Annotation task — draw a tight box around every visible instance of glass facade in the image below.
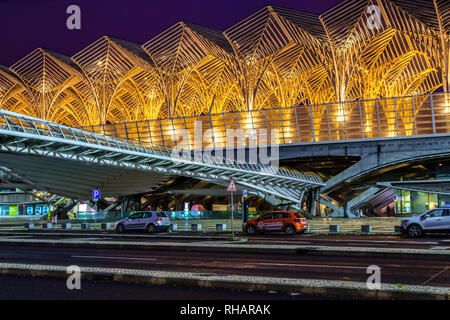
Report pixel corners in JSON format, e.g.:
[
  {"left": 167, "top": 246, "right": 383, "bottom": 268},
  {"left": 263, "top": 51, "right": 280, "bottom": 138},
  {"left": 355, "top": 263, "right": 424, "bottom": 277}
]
[
  {"left": 394, "top": 189, "right": 450, "bottom": 215},
  {"left": 0, "top": 203, "right": 48, "bottom": 216}
]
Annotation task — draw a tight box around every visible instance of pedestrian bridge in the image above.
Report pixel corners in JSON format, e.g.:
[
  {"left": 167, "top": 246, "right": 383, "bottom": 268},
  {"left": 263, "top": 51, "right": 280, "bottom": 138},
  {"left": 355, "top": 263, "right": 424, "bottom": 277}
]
[
  {"left": 81, "top": 92, "right": 450, "bottom": 150},
  {"left": 0, "top": 109, "right": 323, "bottom": 204}
]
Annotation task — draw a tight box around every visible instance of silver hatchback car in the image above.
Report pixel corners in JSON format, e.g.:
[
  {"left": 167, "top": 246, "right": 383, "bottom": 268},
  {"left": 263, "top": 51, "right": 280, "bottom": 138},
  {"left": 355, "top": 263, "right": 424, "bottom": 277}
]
[
  {"left": 401, "top": 208, "right": 450, "bottom": 238},
  {"left": 114, "top": 211, "right": 171, "bottom": 233}
]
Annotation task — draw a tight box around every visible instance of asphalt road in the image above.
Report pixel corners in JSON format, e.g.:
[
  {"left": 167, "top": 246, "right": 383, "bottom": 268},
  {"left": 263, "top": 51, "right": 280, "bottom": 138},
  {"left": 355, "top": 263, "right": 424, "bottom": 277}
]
[
  {"left": 0, "top": 244, "right": 449, "bottom": 287},
  {"left": 1, "top": 231, "right": 449, "bottom": 250}
]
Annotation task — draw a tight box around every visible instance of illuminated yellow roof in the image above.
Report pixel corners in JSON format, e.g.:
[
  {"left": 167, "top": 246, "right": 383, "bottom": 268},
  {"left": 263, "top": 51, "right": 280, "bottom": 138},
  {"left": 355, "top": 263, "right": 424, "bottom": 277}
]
[{"left": 0, "top": 1, "right": 448, "bottom": 127}]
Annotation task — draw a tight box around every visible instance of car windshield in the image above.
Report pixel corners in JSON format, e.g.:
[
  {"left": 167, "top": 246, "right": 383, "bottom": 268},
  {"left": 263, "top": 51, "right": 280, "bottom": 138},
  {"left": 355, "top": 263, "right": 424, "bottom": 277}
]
[{"left": 294, "top": 213, "right": 304, "bottom": 219}]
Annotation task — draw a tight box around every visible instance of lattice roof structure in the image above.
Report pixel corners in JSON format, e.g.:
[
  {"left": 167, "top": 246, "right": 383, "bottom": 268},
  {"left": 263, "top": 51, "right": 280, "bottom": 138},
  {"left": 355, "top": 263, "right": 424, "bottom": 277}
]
[{"left": 0, "top": 0, "right": 447, "bottom": 127}]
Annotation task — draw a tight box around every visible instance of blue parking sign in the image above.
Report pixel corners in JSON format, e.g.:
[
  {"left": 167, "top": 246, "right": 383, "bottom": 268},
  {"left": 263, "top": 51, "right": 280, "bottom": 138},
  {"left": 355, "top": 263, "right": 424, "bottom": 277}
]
[{"left": 92, "top": 190, "right": 101, "bottom": 199}]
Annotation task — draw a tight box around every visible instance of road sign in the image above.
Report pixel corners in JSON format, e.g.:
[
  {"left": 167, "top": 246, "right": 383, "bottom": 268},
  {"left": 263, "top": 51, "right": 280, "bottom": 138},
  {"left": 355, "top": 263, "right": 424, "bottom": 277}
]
[
  {"left": 92, "top": 189, "right": 101, "bottom": 200},
  {"left": 243, "top": 189, "right": 248, "bottom": 197},
  {"left": 227, "top": 179, "right": 237, "bottom": 192}
]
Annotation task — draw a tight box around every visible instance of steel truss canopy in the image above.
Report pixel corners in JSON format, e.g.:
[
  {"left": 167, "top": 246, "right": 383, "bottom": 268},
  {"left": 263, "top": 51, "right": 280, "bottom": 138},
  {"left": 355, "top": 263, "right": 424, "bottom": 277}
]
[
  {"left": 0, "top": 109, "right": 323, "bottom": 201},
  {"left": 0, "top": 0, "right": 447, "bottom": 128}
]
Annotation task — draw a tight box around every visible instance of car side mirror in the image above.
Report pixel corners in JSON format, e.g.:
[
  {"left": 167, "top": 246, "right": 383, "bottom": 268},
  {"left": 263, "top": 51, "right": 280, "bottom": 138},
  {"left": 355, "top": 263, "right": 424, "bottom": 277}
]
[{"left": 420, "top": 214, "right": 429, "bottom": 221}]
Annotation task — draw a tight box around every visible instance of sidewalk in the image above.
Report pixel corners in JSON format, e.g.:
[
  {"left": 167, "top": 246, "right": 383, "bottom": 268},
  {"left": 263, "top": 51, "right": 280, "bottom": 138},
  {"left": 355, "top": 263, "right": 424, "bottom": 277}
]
[
  {"left": 0, "top": 262, "right": 448, "bottom": 300},
  {"left": 0, "top": 217, "right": 404, "bottom": 234}
]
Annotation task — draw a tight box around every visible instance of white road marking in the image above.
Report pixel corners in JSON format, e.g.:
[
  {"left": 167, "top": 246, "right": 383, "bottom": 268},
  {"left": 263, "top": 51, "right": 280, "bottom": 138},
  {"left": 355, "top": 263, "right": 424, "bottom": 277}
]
[
  {"left": 63, "top": 238, "right": 106, "bottom": 242},
  {"left": 309, "top": 239, "right": 439, "bottom": 245},
  {"left": 0, "top": 236, "right": 34, "bottom": 239},
  {"left": 250, "top": 240, "right": 311, "bottom": 244},
  {"left": 255, "top": 262, "right": 368, "bottom": 270},
  {"left": 71, "top": 255, "right": 157, "bottom": 261},
  {"left": 429, "top": 246, "right": 450, "bottom": 250}
]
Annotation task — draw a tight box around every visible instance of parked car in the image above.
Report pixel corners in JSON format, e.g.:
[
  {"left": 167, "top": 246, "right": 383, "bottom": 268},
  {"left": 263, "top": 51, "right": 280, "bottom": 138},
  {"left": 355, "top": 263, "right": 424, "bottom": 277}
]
[
  {"left": 401, "top": 208, "right": 450, "bottom": 238},
  {"left": 242, "top": 211, "right": 308, "bottom": 235},
  {"left": 114, "top": 211, "right": 171, "bottom": 233}
]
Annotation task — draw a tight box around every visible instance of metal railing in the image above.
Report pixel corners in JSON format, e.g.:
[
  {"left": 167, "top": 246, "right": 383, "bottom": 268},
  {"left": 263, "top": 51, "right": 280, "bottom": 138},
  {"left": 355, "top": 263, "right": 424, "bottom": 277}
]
[{"left": 81, "top": 92, "right": 450, "bottom": 148}]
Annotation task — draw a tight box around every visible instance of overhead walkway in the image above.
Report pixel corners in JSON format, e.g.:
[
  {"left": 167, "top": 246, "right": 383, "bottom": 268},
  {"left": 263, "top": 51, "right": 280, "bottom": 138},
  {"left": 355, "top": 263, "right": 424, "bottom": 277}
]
[{"left": 0, "top": 109, "right": 323, "bottom": 203}]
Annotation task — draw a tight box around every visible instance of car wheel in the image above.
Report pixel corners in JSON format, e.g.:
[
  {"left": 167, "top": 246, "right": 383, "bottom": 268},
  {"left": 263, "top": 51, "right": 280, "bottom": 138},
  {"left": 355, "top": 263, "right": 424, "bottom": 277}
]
[
  {"left": 285, "top": 225, "right": 295, "bottom": 235},
  {"left": 407, "top": 224, "right": 423, "bottom": 238},
  {"left": 147, "top": 224, "right": 156, "bottom": 233},
  {"left": 246, "top": 225, "right": 256, "bottom": 235},
  {"left": 116, "top": 224, "right": 125, "bottom": 233}
]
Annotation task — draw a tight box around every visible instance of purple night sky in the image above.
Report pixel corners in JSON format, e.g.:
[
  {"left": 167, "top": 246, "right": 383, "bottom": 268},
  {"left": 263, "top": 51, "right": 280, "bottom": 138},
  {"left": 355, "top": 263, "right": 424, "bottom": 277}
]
[{"left": 0, "top": 0, "right": 341, "bottom": 67}]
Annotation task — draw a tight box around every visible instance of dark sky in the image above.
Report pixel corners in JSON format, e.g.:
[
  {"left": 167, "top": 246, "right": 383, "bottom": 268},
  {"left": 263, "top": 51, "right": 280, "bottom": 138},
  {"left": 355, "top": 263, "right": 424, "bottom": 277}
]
[{"left": 0, "top": 0, "right": 341, "bottom": 66}]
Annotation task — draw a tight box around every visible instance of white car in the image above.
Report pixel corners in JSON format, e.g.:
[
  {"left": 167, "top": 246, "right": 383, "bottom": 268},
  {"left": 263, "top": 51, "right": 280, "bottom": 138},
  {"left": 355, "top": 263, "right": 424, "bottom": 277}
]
[{"left": 401, "top": 208, "right": 450, "bottom": 238}]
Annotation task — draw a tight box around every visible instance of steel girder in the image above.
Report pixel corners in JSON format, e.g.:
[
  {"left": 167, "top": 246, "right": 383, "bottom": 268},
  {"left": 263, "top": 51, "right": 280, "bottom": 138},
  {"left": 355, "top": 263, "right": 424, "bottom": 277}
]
[{"left": 0, "top": 109, "right": 323, "bottom": 202}]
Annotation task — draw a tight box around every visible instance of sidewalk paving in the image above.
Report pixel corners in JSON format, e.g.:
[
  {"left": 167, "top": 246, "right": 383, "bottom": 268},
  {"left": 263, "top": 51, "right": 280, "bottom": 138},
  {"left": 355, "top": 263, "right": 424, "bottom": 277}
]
[
  {"left": 0, "top": 262, "right": 447, "bottom": 300},
  {"left": 0, "top": 217, "right": 404, "bottom": 234}
]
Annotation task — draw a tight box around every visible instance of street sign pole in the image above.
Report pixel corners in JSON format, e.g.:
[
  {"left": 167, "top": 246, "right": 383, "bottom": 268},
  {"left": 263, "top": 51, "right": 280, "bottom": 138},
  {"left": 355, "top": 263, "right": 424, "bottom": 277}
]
[
  {"left": 92, "top": 190, "right": 100, "bottom": 230},
  {"left": 242, "top": 189, "right": 247, "bottom": 225},
  {"left": 94, "top": 199, "right": 98, "bottom": 230},
  {"left": 227, "top": 179, "right": 237, "bottom": 240},
  {"left": 231, "top": 190, "right": 234, "bottom": 239}
]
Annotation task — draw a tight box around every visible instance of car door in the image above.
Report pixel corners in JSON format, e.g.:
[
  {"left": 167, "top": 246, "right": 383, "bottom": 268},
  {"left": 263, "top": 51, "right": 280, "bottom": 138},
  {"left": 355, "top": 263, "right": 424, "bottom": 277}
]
[
  {"left": 262, "top": 212, "right": 284, "bottom": 231},
  {"left": 422, "top": 209, "right": 444, "bottom": 230},
  {"left": 140, "top": 212, "right": 154, "bottom": 229},
  {"left": 256, "top": 213, "right": 273, "bottom": 232},
  {"left": 126, "top": 212, "right": 144, "bottom": 229},
  {"left": 440, "top": 209, "right": 450, "bottom": 231},
  {"left": 269, "top": 212, "right": 287, "bottom": 231}
]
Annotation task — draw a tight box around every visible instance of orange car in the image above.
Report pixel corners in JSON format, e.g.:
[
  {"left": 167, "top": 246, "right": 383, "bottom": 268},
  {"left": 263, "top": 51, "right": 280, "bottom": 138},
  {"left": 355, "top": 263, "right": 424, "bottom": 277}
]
[{"left": 242, "top": 211, "right": 308, "bottom": 235}]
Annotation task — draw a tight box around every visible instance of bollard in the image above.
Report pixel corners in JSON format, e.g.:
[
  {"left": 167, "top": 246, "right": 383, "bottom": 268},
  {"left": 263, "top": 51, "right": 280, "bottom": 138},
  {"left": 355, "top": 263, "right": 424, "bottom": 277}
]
[
  {"left": 170, "top": 223, "right": 178, "bottom": 231},
  {"left": 329, "top": 225, "right": 340, "bottom": 232},
  {"left": 101, "top": 223, "right": 111, "bottom": 230},
  {"left": 216, "top": 224, "right": 227, "bottom": 231},
  {"left": 394, "top": 226, "right": 402, "bottom": 233},
  {"left": 361, "top": 225, "right": 372, "bottom": 233},
  {"left": 24, "top": 223, "right": 34, "bottom": 229},
  {"left": 81, "top": 223, "right": 90, "bottom": 230},
  {"left": 191, "top": 224, "right": 202, "bottom": 231},
  {"left": 61, "top": 223, "right": 71, "bottom": 230},
  {"left": 42, "top": 223, "right": 52, "bottom": 229}
]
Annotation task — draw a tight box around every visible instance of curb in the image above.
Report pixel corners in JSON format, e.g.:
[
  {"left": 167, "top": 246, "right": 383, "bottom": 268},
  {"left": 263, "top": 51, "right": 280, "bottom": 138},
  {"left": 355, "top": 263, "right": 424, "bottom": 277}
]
[
  {"left": 0, "top": 229, "right": 403, "bottom": 239},
  {"left": 0, "top": 238, "right": 449, "bottom": 259},
  {"left": 0, "top": 262, "right": 448, "bottom": 300},
  {"left": 0, "top": 230, "right": 228, "bottom": 241}
]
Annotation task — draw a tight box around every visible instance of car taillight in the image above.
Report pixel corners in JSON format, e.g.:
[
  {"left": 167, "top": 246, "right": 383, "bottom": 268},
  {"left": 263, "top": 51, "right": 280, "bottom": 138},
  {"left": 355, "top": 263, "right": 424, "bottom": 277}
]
[{"left": 156, "top": 217, "right": 163, "bottom": 221}]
